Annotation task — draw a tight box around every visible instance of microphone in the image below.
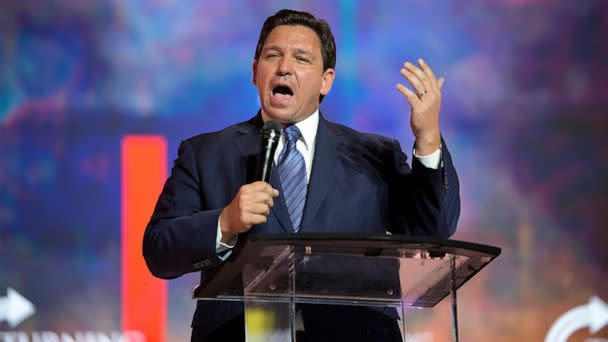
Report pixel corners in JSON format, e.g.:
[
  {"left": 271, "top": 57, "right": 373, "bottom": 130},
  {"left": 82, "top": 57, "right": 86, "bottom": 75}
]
[{"left": 257, "top": 120, "right": 281, "bottom": 182}]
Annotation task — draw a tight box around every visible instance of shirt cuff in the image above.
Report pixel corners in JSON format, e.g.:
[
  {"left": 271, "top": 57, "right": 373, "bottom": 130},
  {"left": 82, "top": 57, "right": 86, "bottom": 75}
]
[
  {"left": 216, "top": 217, "right": 237, "bottom": 260},
  {"left": 413, "top": 147, "right": 442, "bottom": 169}
]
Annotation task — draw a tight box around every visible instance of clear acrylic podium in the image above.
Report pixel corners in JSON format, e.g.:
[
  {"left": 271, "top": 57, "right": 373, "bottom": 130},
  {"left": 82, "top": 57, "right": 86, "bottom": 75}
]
[{"left": 192, "top": 233, "right": 501, "bottom": 341}]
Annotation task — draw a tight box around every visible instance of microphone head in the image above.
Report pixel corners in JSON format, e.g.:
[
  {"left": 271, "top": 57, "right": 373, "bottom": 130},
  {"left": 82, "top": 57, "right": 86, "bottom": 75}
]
[
  {"left": 261, "top": 120, "right": 281, "bottom": 141},
  {"left": 258, "top": 120, "right": 281, "bottom": 182},
  {"left": 262, "top": 120, "right": 281, "bottom": 132}
]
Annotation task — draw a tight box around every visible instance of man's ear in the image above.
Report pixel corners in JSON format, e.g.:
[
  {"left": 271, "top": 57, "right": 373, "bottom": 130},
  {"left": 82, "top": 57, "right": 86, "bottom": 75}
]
[
  {"left": 320, "top": 68, "right": 335, "bottom": 95},
  {"left": 252, "top": 60, "right": 258, "bottom": 85}
]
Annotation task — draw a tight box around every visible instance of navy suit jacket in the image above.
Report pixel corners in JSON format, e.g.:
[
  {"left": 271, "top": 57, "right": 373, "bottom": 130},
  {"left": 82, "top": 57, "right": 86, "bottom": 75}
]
[{"left": 143, "top": 113, "right": 460, "bottom": 337}]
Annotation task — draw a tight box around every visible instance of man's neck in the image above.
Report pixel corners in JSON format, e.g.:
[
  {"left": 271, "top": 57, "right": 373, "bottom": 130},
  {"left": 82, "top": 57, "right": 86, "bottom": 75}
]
[{"left": 260, "top": 108, "right": 319, "bottom": 127}]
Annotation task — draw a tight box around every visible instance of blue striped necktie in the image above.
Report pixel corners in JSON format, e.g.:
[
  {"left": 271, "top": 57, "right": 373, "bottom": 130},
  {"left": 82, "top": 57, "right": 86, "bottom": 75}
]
[{"left": 278, "top": 125, "right": 307, "bottom": 232}]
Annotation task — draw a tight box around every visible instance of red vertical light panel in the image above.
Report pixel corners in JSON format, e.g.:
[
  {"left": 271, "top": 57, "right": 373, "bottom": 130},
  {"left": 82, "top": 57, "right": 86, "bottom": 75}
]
[{"left": 121, "top": 135, "right": 168, "bottom": 341}]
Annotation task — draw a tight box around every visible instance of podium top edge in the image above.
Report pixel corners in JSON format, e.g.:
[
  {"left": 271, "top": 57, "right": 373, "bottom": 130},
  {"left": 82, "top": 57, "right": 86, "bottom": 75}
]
[{"left": 248, "top": 233, "right": 502, "bottom": 257}]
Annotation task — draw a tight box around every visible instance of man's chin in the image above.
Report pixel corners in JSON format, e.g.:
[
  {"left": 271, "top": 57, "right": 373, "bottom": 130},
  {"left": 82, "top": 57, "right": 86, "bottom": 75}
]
[{"left": 261, "top": 107, "right": 297, "bottom": 123}]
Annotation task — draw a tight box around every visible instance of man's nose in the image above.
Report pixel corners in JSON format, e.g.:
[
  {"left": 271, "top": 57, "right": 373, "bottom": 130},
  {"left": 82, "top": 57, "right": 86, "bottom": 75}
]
[{"left": 276, "top": 57, "right": 293, "bottom": 76}]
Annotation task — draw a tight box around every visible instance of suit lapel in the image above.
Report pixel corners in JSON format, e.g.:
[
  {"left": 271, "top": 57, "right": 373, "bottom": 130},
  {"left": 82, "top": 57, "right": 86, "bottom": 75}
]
[
  {"left": 234, "top": 116, "right": 261, "bottom": 183},
  {"left": 300, "top": 115, "right": 343, "bottom": 232},
  {"left": 234, "top": 114, "right": 292, "bottom": 233}
]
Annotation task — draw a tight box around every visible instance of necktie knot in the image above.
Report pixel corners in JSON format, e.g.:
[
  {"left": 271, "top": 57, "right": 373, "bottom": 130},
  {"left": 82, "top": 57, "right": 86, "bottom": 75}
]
[{"left": 283, "top": 125, "right": 301, "bottom": 145}]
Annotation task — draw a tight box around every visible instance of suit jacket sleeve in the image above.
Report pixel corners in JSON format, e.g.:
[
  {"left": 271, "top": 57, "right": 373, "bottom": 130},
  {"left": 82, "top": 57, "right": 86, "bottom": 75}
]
[
  {"left": 390, "top": 137, "right": 460, "bottom": 239},
  {"left": 143, "top": 139, "right": 223, "bottom": 279}
]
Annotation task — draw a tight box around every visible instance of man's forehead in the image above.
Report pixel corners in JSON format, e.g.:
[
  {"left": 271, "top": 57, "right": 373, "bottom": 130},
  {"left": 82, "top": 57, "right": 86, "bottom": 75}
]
[{"left": 263, "top": 25, "right": 321, "bottom": 51}]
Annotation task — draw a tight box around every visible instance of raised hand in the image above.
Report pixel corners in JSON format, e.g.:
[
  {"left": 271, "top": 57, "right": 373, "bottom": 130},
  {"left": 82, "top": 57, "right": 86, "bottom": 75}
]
[{"left": 396, "top": 58, "right": 444, "bottom": 155}]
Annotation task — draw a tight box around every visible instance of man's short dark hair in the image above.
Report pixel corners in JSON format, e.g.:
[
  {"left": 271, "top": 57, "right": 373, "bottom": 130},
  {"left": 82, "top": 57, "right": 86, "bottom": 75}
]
[{"left": 254, "top": 9, "right": 337, "bottom": 72}]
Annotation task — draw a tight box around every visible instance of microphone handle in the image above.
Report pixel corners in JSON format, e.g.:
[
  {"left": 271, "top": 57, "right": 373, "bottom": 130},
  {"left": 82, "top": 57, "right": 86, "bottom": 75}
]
[{"left": 259, "top": 138, "right": 278, "bottom": 182}]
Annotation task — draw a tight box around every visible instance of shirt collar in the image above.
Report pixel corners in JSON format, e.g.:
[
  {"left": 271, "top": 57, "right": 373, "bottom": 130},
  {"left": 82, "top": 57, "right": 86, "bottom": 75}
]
[{"left": 291, "top": 109, "right": 319, "bottom": 151}]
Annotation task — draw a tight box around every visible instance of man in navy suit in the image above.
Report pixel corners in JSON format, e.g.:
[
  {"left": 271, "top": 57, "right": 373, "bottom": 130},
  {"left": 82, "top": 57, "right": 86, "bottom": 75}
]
[{"left": 144, "top": 9, "right": 459, "bottom": 342}]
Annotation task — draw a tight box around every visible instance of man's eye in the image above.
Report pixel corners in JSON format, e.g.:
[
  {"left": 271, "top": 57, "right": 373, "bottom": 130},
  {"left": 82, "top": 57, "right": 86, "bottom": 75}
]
[
  {"left": 267, "top": 54, "right": 280, "bottom": 59},
  {"left": 296, "top": 56, "right": 309, "bottom": 62}
]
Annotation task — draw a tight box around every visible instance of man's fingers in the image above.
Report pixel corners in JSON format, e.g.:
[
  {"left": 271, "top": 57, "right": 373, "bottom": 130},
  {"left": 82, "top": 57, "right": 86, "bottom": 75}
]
[
  {"left": 418, "top": 58, "right": 438, "bottom": 92},
  {"left": 418, "top": 59, "right": 436, "bottom": 79},
  {"left": 404, "top": 61, "right": 432, "bottom": 94},
  {"left": 402, "top": 63, "right": 426, "bottom": 91},
  {"left": 260, "top": 182, "right": 279, "bottom": 197},
  {"left": 396, "top": 83, "right": 422, "bottom": 107},
  {"left": 266, "top": 195, "right": 275, "bottom": 208},
  {"left": 247, "top": 181, "right": 272, "bottom": 191},
  {"left": 243, "top": 181, "right": 279, "bottom": 197},
  {"left": 247, "top": 213, "right": 268, "bottom": 225},
  {"left": 400, "top": 68, "right": 426, "bottom": 97},
  {"left": 249, "top": 202, "right": 272, "bottom": 216},
  {"left": 245, "top": 191, "right": 275, "bottom": 207},
  {"left": 235, "top": 212, "right": 267, "bottom": 230}
]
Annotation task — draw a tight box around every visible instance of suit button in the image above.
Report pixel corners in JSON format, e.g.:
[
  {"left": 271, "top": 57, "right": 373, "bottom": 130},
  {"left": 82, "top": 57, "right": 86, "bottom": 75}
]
[{"left": 193, "top": 259, "right": 211, "bottom": 269}]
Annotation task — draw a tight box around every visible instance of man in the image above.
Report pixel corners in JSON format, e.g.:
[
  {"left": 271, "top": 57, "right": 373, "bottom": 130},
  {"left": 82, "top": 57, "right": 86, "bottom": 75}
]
[{"left": 143, "top": 9, "right": 460, "bottom": 342}]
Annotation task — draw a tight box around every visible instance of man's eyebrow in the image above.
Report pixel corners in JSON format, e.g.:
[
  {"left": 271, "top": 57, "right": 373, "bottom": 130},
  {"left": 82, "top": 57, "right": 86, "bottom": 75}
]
[
  {"left": 293, "top": 48, "right": 315, "bottom": 57},
  {"left": 262, "top": 46, "right": 315, "bottom": 57},
  {"left": 262, "top": 45, "right": 281, "bottom": 53}
]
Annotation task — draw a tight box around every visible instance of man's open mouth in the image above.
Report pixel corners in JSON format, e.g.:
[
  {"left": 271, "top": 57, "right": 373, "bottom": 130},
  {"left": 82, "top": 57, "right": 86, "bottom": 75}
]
[{"left": 272, "top": 85, "right": 294, "bottom": 97}]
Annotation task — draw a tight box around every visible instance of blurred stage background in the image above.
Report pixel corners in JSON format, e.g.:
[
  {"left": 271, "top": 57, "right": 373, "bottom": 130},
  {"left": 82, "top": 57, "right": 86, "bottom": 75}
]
[{"left": 1, "top": 0, "right": 607, "bottom": 341}]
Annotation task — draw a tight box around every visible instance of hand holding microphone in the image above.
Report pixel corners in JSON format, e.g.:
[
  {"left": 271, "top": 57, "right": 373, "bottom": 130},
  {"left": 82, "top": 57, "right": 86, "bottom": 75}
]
[{"left": 219, "top": 121, "right": 281, "bottom": 242}]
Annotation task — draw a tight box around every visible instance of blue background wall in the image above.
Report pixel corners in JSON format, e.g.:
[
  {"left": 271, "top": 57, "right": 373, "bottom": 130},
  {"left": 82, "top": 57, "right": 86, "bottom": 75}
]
[{"left": 1, "top": 1, "right": 607, "bottom": 341}]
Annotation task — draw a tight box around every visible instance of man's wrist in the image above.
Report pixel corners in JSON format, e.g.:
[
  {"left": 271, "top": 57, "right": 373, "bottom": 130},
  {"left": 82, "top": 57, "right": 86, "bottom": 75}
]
[
  {"left": 217, "top": 213, "right": 238, "bottom": 249},
  {"left": 220, "top": 230, "right": 237, "bottom": 244},
  {"left": 219, "top": 211, "right": 237, "bottom": 243},
  {"left": 414, "top": 132, "right": 441, "bottom": 156}
]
